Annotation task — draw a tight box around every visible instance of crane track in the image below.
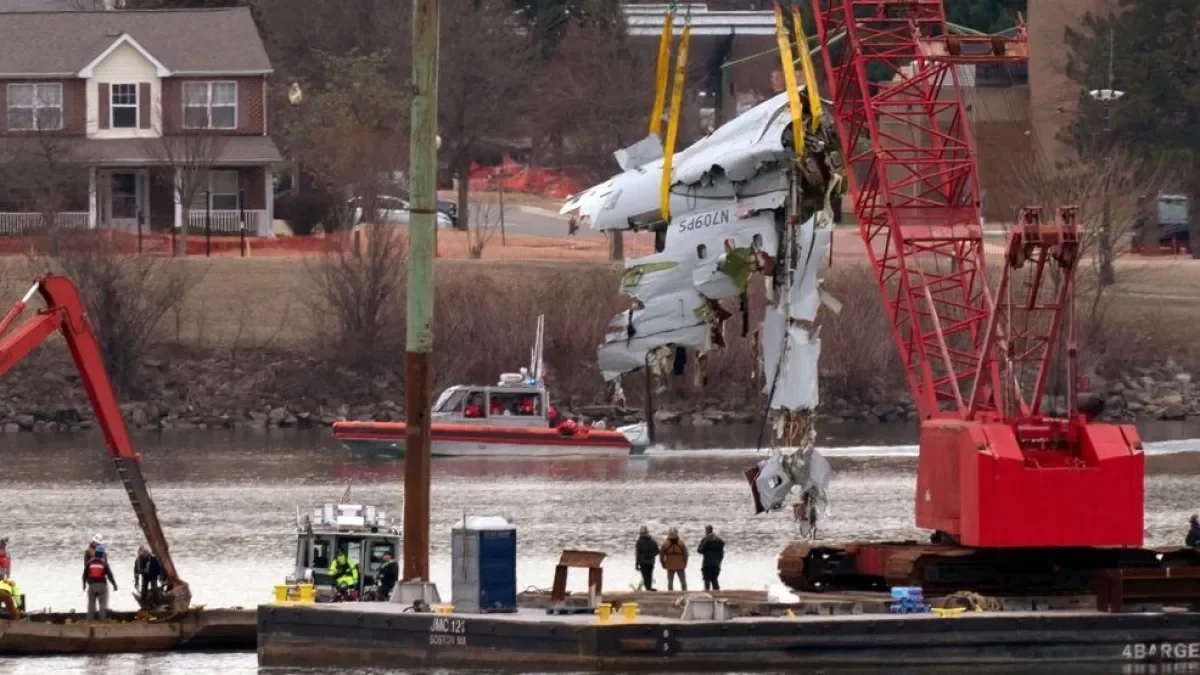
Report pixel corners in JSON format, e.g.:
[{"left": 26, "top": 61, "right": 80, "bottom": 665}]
[{"left": 778, "top": 540, "right": 1200, "bottom": 596}]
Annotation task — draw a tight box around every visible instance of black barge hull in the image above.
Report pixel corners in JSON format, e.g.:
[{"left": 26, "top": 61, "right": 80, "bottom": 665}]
[{"left": 257, "top": 603, "right": 1200, "bottom": 671}]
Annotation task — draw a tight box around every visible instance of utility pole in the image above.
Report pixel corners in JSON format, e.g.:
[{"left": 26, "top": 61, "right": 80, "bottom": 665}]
[{"left": 403, "top": 0, "right": 439, "bottom": 589}]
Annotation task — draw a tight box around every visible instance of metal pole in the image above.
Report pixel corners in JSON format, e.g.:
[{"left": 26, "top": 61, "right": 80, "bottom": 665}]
[
  {"left": 205, "top": 190, "right": 211, "bottom": 258},
  {"left": 498, "top": 178, "right": 506, "bottom": 246},
  {"left": 1098, "top": 26, "right": 1115, "bottom": 287},
  {"left": 239, "top": 189, "right": 247, "bottom": 258},
  {"left": 404, "top": 0, "right": 439, "bottom": 584}
]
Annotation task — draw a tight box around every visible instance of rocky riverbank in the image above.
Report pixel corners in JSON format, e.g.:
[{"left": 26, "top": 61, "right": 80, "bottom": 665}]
[{"left": 0, "top": 352, "right": 1195, "bottom": 433}]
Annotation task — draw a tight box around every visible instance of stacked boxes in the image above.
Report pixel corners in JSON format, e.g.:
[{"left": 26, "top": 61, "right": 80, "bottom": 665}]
[{"left": 889, "top": 586, "right": 931, "bottom": 614}]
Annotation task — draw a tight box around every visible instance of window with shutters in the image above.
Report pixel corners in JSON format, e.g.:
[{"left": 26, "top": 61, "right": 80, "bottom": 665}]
[
  {"left": 183, "top": 81, "right": 237, "bottom": 130},
  {"left": 110, "top": 83, "right": 138, "bottom": 128},
  {"left": 6, "top": 83, "right": 63, "bottom": 131}
]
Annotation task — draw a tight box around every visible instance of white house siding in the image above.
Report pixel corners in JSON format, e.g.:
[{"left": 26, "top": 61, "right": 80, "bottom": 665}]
[{"left": 86, "top": 42, "right": 161, "bottom": 138}]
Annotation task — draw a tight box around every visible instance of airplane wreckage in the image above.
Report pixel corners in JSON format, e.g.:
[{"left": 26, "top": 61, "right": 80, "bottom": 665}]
[{"left": 560, "top": 85, "right": 848, "bottom": 534}]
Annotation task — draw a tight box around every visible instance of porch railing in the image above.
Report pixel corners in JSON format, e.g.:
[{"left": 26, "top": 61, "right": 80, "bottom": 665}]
[
  {"left": 0, "top": 212, "right": 90, "bottom": 235},
  {"left": 186, "top": 209, "right": 269, "bottom": 236}
]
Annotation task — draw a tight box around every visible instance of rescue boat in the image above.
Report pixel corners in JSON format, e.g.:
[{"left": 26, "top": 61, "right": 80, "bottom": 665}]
[{"left": 332, "top": 316, "right": 649, "bottom": 458}]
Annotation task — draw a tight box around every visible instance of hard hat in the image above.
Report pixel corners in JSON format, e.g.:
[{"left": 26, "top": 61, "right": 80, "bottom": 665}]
[
  {"left": 94, "top": 544, "right": 106, "bottom": 555},
  {"left": 91, "top": 534, "right": 104, "bottom": 545}
]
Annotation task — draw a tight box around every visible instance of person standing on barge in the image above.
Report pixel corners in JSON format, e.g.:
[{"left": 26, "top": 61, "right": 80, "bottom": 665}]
[{"left": 83, "top": 547, "right": 118, "bottom": 620}]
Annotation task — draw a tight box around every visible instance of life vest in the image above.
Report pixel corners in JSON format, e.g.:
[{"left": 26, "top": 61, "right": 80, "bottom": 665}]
[
  {"left": 0, "top": 579, "right": 17, "bottom": 598},
  {"left": 86, "top": 560, "right": 107, "bottom": 582}
]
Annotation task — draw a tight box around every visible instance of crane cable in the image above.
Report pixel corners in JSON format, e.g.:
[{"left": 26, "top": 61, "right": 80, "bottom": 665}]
[
  {"left": 659, "top": 2, "right": 691, "bottom": 224},
  {"left": 648, "top": 2, "right": 676, "bottom": 138},
  {"left": 791, "top": 6, "right": 823, "bottom": 132},
  {"left": 774, "top": 3, "right": 805, "bottom": 165}
]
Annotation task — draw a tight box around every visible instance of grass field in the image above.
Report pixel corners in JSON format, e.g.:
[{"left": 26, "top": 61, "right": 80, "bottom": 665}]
[{"left": 1, "top": 251, "right": 1196, "bottom": 406}]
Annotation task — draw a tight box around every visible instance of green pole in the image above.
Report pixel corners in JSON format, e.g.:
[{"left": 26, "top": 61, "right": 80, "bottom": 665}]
[{"left": 404, "top": 0, "right": 439, "bottom": 584}]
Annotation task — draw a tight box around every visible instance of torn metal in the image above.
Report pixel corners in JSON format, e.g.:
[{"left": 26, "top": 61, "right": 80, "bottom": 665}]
[{"left": 562, "top": 91, "right": 847, "bottom": 536}]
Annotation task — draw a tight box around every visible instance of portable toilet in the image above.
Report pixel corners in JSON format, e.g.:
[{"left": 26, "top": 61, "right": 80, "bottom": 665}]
[{"left": 451, "top": 516, "right": 517, "bottom": 613}]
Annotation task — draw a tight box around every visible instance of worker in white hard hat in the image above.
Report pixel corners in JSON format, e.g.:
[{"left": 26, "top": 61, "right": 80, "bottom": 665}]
[{"left": 85, "top": 534, "right": 104, "bottom": 563}]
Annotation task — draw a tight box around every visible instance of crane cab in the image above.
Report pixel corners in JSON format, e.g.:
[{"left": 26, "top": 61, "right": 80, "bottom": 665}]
[{"left": 289, "top": 501, "right": 401, "bottom": 602}]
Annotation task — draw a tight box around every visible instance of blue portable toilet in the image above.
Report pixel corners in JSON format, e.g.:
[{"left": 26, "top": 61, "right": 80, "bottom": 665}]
[{"left": 451, "top": 516, "right": 517, "bottom": 613}]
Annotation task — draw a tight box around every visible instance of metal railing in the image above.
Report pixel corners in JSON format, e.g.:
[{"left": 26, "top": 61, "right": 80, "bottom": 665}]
[
  {"left": 0, "top": 212, "right": 89, "bottom": 235},
  {"left": 186, "top": 209, "right": 268, "bottom": 235}
]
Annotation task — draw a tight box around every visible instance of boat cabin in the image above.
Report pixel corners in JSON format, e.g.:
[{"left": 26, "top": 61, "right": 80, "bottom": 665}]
[
  {"left": 289, "top": 502, "right": 401, "bottom": 601},
  {"left": 432, "top": 370, "right": 554, "bottom": 427}
]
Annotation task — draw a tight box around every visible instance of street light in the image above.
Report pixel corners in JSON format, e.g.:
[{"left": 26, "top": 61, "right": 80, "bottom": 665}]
[
  {"left": 288, "top": 82, "right": 303, "bottom": 195},
  {"left": 1090, "top": 26, "right": 1123, "bottom": 287}
]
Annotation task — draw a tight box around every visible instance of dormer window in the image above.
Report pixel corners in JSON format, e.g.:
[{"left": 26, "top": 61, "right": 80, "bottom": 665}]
[
  {"left": 110, "top": 83, "right": 138, "bottom": 128},
  {"left": 7, "top": 83, "right": 62, "bottom": 131},
  {"left": 183, "top": 81, "right": 237, "bottom": 130}
]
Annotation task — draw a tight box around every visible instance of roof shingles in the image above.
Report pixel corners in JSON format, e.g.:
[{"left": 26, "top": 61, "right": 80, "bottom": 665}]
[{"left": 0, "top": 8, "right": 271, "bottom": 76}]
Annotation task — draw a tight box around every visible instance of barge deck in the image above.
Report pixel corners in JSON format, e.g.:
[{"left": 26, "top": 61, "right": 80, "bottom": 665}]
[{"left": 257, "top": 602, "right": 1200, "bottom": 671}]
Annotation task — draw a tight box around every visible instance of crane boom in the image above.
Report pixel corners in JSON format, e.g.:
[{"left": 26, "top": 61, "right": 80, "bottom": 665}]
[
  {"left": 801, "top": 0, "right": 1143, "bottom": 553},
  {"left": 0, "top": 275, "right": 190, "bottom": 611}
]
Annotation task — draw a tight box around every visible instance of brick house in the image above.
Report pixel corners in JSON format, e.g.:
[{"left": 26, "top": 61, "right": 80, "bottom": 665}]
[{"left": 0, "top": 6, "right": 281, "bottom": 236}]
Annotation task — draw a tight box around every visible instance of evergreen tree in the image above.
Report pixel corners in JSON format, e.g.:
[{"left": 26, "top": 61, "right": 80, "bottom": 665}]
[{"left": 1064, "top": 0, "right": 1200, "bottom": 206}]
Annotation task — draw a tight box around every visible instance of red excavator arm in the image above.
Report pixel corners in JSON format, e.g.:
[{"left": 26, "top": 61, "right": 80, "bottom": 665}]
[{"left": 0, "top": 275, "right": 190, "bottom": 610}]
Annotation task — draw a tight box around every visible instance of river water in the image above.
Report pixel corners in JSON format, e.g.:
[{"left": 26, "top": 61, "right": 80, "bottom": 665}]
[{"left": 3, "top": 421, "right": 1200, "bottom": 674}]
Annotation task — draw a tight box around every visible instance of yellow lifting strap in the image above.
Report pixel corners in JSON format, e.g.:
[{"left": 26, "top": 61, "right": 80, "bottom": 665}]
[
  {"left": 648, "top": 8, "right": 676, "bottom": 137},
  {"left": 791, "top": 6, "right": 823, "bottom": 131},
  {"left": 659, "top": 12, "right": 691, "bottom": 223},
  {"left": 774, "top": 4, "right": 805, "bottom": 164}
]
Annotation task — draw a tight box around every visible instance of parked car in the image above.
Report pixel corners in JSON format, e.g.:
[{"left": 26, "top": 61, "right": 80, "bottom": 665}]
[{"left": 350, "top": 195, "right": 454, "bottom": 229}]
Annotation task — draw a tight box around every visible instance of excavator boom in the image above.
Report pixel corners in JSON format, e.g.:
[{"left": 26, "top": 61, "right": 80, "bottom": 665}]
[{"left": 0, "top": 275, "right": 189, "bottom": 610}]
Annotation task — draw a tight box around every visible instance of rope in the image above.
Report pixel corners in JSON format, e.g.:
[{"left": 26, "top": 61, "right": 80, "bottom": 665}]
[{"left": 941, "top": 590, "right": 1002, "bottom": 612}]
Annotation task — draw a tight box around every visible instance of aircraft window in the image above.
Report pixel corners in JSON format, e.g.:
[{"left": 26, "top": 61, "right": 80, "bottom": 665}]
[
  {"left": 697, "top": 244, "right": 707, "bottom": 259},
  {"left": 752, "top": 233, "right": 763, "bottom": 248}
]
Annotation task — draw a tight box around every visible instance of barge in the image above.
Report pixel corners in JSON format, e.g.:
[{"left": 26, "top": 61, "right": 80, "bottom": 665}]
[
  {"left": 257, "top": 601, "right": 1200, "bottom": 671},
  {"left": 1, "top": 608, "right": 255, "bottom": 655}
]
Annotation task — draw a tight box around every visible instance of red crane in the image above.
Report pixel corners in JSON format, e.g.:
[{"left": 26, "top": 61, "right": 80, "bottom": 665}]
[
  {"left": 0, "top": 276, "right": 190, "bottom": 610},
  {"left": 778, "top": 1, "right": 1196, "bottom": 593}
]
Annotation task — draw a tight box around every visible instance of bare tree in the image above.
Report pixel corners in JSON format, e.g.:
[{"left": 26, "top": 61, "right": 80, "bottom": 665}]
[
  {"left": 440, "top": 0, "right": 537, "bottom": 231},
  {"left": 999, "top": 142, "right": 1180, "bottom": 315},
  {"left": 145, "top": 134, "right": 228, "bottom": 255},
  {"left": 28, "top": 232, "right": 204, "bottom": 396},
  {"left": 530, "top": 11, "right": 655, "bottom": 182},
  {"left": 281, "top": 51, "right": 408, "bottom": 232},
  {"left": 307, "top": 222, "right": 406, "bottom": 376},
  {"left": 467, "top": 193, "right": 504, "bottom": 259},
  {"left": 0, "top": 135, "right": 89, "bottom": 251}
]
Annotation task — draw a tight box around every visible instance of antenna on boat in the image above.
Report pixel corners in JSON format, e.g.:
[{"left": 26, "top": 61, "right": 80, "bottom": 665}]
[{"left": 529, "top": 315, "right": 546, "bottom": 387}]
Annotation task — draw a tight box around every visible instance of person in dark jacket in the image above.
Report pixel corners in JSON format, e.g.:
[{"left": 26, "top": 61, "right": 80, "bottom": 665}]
[
  {"left": 134, "top": 546, "right": 164, "bottom": 605},
  {"left": 697, "top": 525, "right": 725, "bottom": 591},
  {"left": 83, "top": 548, "right": 117, "bottom": 620},
  {"left": 634, "top": 526, "right": 659, "bottom": 591},
  {"left": 1188, "top": 515, "right": 1200, "bottom": 549},
  {"left": 377, "top": 552, "right": 399, "bottom": 600}
]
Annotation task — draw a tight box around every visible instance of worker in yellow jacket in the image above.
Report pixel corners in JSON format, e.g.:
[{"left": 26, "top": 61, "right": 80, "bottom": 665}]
[{"left": 0, "top": 576, "right": 23, "bottom": 620}]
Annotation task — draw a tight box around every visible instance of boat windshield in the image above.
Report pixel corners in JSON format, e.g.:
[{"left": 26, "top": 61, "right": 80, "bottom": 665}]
[{"left": 434, "top": 388, "right": 468, "bottom": 413}]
